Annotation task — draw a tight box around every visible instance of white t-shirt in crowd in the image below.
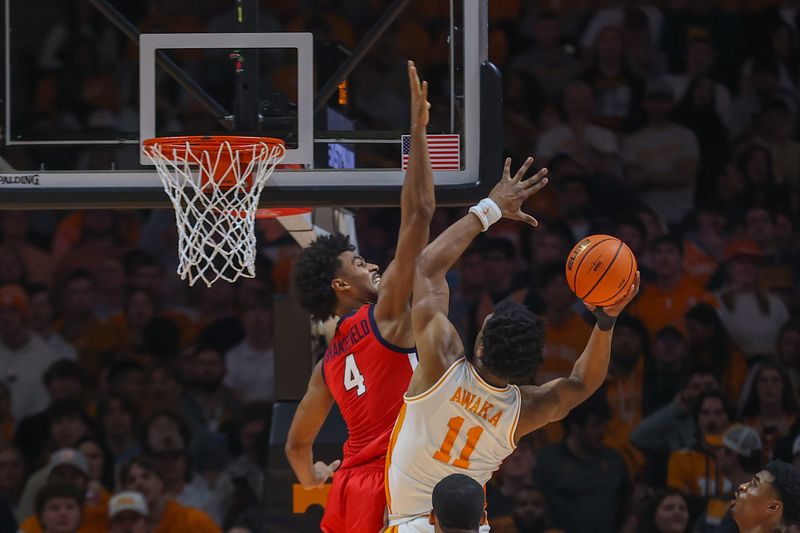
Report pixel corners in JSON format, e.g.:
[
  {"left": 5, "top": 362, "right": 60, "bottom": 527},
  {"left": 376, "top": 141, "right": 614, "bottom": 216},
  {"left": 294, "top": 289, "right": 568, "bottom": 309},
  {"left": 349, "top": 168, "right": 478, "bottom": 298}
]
[
  {"left": 223, "top": 340, "right": 275, "bottom": 403},
  {"left": 715, "top": 291, "right": 791, "bottom": 359},
  {"left": 0, "top": 333, "right": 61, "bottom": 420},
  {"left": 623, "top": 123, "right": 699, "bottom": 224}
]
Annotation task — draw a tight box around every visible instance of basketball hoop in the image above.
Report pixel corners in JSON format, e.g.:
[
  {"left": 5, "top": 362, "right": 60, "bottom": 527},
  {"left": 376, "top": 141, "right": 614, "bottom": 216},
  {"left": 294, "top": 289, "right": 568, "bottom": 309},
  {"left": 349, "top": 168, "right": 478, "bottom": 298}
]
[{"left": 142, "top": 135, "right": 288, "bottom": 287}]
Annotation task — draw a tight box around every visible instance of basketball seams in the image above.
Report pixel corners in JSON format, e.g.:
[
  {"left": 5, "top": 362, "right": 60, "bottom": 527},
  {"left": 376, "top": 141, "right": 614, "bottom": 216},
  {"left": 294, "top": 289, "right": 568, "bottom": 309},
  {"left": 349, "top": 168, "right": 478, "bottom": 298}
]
[
  {"left": 570, "top": 237, "right": 615, "bottom": 298},
  {"left": 592, "top": 244, "right": 637, "bottom": 307},
  {"left": 581, "top": 239, "right": 624, "bottom": 303}
]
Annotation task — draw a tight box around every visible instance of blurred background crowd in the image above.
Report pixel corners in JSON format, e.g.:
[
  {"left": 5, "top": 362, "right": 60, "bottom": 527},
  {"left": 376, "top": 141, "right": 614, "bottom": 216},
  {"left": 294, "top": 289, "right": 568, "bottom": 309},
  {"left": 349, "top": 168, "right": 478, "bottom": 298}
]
[{"left": 1, "top": 0, "right": 800, "bottom": 532}]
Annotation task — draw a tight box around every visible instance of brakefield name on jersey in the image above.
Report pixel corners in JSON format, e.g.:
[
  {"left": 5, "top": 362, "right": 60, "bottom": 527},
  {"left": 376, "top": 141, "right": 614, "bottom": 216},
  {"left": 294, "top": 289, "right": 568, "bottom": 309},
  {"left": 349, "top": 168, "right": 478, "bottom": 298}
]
[
  {"left": 450, "top": 386, "right": 504, "bottom": 427},
  {"left": 324, "top": 318, "right": 371, "bottom": 362}
]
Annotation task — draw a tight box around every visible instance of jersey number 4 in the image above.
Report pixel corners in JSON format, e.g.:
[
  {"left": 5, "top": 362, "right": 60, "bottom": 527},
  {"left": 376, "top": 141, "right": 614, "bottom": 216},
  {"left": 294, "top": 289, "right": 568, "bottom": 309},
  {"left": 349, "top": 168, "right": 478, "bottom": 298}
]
[
  {"left": 343, "top": 354, "right": 366, "bottom": 396},
  {"left": 433, "top": 416, "right": 484, "bottom": 469}
]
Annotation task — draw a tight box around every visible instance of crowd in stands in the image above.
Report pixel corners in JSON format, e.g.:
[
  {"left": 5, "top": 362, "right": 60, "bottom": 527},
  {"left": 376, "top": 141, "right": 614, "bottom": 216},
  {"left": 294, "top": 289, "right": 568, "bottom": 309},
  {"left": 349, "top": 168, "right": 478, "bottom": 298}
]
[{"left": 1, "top": 1, "right": 800, "bottom": 532}]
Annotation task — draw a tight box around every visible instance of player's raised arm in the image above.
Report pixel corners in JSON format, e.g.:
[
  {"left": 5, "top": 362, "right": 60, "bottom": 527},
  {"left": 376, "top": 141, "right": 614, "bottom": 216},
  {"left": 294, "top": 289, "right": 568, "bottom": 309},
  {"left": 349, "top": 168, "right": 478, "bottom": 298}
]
[
  {"left": 373, "top": 61, "right": 436, "bottom": 327},
  {"left": 515, "top": 274, "right": 641, "bottom": 437},
  {"left": 285, "top": 360, "right": 340, "bottom": 490},
  {"left": 407, "top": 158, "right": 548, "bottom": 395}
]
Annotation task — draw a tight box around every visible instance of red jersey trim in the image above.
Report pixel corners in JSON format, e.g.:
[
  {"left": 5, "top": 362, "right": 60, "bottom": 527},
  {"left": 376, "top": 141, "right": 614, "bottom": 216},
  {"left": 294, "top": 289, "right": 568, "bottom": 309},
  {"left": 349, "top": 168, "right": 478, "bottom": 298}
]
[{"left": 367, "top": 304, "right": 416, "bottom": 354}]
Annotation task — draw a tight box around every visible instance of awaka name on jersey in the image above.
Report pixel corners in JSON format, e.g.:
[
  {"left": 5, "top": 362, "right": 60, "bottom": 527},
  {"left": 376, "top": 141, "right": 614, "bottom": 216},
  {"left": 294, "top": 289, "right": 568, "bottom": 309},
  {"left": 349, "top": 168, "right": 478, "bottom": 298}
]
[
  {"left": 450, "top": 386, "right": 503, "bottom": 427},
  {"left": 324, "top": 318, "right": 371, "bottom": 361}
]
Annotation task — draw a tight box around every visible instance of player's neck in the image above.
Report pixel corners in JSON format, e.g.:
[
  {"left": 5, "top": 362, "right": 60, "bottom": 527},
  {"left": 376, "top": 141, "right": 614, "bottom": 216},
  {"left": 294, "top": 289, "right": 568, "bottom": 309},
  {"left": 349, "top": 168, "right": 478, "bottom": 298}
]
[{"left": 472, "top": 356, "right": 509, "bottom": 388}]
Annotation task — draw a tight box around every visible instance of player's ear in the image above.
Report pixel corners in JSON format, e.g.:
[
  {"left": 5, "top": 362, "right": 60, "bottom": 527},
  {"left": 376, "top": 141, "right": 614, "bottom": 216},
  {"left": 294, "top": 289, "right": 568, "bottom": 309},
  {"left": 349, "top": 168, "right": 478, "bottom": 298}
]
[
  {"left": 428, "top": 510, "right": 436, "bottom": 525},
  {"left": 331, "top": 277, "right": 350, "bottom": 292}
]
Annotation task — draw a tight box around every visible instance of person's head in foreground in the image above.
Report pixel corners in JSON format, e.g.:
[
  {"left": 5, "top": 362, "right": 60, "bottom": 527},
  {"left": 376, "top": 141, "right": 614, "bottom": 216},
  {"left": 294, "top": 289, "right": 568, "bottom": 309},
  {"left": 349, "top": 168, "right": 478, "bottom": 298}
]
[
  {"left": 732, "top": 460, "right": 800, "bottom": 532},
  {"left": 638, "top": 487, "right": 690, "bottom": 533},
  {"left": 108, "top": 490, "right": 149, "bottom": 533},
  {"left": 429, "top": 473, "right": 485, "bottom": 533},
  {"left": 474, "top": 299, "right": 545, "bottom": 385},
  {"left": 291, "top": 233, "right": 380, "bottom": 321},
  {"left": 35, "top": 482, "right": 85, "bottom": 533}
]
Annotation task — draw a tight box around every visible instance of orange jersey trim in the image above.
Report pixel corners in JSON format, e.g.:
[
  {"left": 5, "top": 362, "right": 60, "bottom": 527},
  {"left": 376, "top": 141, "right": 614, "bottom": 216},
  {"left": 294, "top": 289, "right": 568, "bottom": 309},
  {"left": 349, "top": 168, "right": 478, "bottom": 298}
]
[
  {"left": 384, "top": 402, "right": 408, "bottom": 513},
  {"left": 404, "top": 358, "right": 464, "bottom": 403}
]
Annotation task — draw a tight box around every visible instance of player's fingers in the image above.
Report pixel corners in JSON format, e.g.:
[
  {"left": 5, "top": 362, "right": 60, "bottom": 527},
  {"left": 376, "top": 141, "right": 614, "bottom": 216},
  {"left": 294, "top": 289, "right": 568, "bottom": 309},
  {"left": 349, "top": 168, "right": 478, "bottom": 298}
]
[
  {"left": 583, "top": 302, "right": 597, "bottom": 313},
  {"left": 522, "top": 176, "right": 548, "bottom": 199},
  {"left": 516, "top": 210, "right": 538, "bottom": 227},
  {"left": 421, "top": 80, "right": 428, "bottom": 101},
  {"left": 328, "top": 459, "right": 342, "bottom": 472},
  {"left": 512, "top": 157, "right": 534, "bottom": 182},
  {"left": 408, "top": 60, "right": 419, "bottom": 92},
  {"left": 523, "top": 167, "right": 548, "bottom": 188},
  {"left": 503, "top": 157, "right": 512, "bottom": 179}
]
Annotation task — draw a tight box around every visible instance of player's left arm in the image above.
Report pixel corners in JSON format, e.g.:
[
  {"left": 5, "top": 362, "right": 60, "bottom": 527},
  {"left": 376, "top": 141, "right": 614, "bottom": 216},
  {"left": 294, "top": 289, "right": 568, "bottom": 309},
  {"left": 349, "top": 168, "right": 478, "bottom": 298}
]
[
  {"left": 515, "top": 274, "right": 640, "bottom": 437},
  {"left": 408, "top": 158, "right": 548, "bottom": 394},
  {"left": 373, "top": 61, "right": 435, "bottom": 331},
  {"left": 285, "top": 360, "right": 340, "bottom": 490}
]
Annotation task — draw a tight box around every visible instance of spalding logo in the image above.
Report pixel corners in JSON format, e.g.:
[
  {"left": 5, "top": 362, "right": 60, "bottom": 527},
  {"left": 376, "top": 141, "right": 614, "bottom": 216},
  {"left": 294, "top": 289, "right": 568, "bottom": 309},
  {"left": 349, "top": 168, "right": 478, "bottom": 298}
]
[{"left": 566, "top": 239, "right": 592, "bottom": 271}]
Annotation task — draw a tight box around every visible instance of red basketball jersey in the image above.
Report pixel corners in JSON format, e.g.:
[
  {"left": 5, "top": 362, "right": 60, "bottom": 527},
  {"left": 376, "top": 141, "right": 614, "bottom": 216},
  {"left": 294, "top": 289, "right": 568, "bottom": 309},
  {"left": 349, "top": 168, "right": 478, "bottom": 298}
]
[{"left": 322, "top": 304, "right": 417, "bottom": 469}]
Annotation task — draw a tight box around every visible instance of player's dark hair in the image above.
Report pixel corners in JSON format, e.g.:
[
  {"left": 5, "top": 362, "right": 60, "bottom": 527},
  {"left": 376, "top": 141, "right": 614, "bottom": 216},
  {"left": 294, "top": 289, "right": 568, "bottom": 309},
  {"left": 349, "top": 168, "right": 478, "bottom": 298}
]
[
  {"left": 432, "top": 473, "right": 485, "bottom": 531},
  {"left": 291, "top": 233, "right": 355, "bottom": 321},
  {"left": 480, "top": 299, "right": 545, "bottom": 382},
  {"left": 35, "top": 482, "right": 85, "bottom": 518},
  {"left": 765, "top": 460, "right": 800, "bottom": 526}
]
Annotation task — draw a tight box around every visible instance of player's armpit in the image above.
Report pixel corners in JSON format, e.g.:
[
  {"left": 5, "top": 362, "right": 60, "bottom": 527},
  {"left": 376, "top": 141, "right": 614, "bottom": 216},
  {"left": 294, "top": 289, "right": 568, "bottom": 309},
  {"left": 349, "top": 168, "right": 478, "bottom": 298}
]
[{"left": 513, "top": 378, "right": 587, "bottom": 439}]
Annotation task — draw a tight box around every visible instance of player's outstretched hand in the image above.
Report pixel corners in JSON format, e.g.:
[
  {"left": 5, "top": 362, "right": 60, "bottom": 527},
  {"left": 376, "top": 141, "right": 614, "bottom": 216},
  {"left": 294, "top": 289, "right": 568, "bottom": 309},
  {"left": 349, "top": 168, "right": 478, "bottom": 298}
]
[
  {"left": 307, "top": 459, "right": 341, "bottom": 489},
  {"left": 488, "top": 157, "right": 548, "bottom": 227},
  {"left": 583, "top": 271, "right": 641, "bottom": 318},
  {"left": 408, "top": 60, "right": 430, "bottom": 132}
]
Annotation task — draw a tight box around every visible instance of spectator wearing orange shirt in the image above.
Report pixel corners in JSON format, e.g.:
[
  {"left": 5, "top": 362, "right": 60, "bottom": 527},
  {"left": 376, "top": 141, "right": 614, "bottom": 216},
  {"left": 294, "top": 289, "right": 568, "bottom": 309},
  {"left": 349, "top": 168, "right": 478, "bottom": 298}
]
[
  {"left": 19, "top": 448, "right": 109, "bottom": 533},
  {"left": 121, "top": 456, "right": 221, "bottom": 533},
  {"left": 666, "top": 391, "right": 734, "bottom": 516},
  {"left": 628, "top": 235, "right": 716, "bottom": 338},
  {"left": 536, "top": 263, "right": 593, "bottom": 384},
  {"left": 604, "top": 314, "right": 648, "bottom": 475}
]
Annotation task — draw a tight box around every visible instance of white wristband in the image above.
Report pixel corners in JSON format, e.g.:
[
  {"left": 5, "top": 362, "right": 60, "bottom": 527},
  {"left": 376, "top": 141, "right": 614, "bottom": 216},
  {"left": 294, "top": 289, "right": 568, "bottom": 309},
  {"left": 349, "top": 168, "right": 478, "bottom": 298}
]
[{"left": 469, "top": 198, "right": 502, "bottom": 232}]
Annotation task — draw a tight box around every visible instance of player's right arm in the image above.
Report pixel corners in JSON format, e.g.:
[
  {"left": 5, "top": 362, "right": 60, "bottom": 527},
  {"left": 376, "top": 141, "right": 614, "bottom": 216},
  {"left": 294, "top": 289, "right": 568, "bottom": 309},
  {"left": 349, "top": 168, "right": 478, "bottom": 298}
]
[
  {"left": 285, "top": 360, "right": 341, "bottom": 489},
  {"left": 514, "top": 274, "right": 640, "bottom": 439},
  {"left": 408, "top": 158, "right": 548, "bottom": 395}
]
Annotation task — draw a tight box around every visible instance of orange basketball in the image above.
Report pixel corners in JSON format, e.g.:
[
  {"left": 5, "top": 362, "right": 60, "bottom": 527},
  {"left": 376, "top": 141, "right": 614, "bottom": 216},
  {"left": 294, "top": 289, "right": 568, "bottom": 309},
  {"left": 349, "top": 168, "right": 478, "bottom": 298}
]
[{"left": 565, "top": 234, "right": 637, "bottom": 307}]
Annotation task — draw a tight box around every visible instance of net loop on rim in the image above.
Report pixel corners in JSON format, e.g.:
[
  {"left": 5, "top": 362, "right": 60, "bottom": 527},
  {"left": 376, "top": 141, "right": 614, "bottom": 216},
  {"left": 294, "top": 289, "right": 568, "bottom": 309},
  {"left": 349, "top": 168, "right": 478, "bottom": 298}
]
[{"left": 143, "top": 135, "right": 287, "bottom": 287}]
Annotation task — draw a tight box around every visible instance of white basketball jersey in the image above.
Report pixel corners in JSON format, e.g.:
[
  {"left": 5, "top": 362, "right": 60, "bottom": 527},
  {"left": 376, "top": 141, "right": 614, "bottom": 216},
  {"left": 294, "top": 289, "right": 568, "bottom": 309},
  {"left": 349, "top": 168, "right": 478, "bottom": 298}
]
[{"left": 386, "top": 358, "right": 521, "bottom": 525}]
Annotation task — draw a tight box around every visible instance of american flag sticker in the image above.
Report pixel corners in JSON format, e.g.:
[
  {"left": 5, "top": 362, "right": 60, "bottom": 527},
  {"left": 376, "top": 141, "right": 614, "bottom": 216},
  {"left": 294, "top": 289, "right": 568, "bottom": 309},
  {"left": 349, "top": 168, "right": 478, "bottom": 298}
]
[{"left": 401, "top": 134, "right": 460, "bottom": 170}]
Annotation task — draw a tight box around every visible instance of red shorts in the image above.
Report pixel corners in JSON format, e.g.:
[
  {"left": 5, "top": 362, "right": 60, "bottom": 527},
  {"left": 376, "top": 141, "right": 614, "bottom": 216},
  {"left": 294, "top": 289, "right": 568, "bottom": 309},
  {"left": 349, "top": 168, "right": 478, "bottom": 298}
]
[{"left": 321, "top": 461, "right": 386, "bottom": 533}]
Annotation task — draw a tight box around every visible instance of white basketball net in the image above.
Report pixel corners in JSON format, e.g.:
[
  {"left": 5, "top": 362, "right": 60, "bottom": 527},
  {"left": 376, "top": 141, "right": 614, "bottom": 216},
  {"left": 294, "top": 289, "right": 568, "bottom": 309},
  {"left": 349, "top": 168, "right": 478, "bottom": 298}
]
[{"left": 143, "top": 138, "right": 286, "bottom": 287}]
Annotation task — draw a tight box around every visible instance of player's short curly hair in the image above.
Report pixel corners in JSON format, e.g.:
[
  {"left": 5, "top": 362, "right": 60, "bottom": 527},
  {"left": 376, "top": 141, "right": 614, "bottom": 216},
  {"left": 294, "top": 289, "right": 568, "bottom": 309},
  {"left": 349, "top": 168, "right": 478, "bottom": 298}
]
[
  {"left": 480, "top": 299, "right": 545, "bottom": 383},
  {"left": 291, "top": 233, "right": 355, "bottom": 321},
  {"left": 766, "top": 460, "right": 800, "bottom": 526}
]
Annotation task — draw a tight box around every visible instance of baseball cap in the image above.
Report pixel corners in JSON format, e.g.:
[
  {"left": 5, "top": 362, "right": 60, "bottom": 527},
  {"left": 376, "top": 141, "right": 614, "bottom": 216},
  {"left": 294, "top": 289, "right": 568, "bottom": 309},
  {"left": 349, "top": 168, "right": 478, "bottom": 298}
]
[
  {"left": 109, "top": 491, "right": 148, "bottom": 518},
  {"left": 724, "top": 239, "right": 761, "bottom": 261},
  {"left": 721, "top": 424, "right": 763, "bottom": 457},
  {"left": 793, "top": 434, "right": 800, "bottom": 457},
  {"left": 0, "top": 284, "right": 28, "bottom": 317},
  {"left": 47, "top": 448, "right": 89, "bottom": 477}
]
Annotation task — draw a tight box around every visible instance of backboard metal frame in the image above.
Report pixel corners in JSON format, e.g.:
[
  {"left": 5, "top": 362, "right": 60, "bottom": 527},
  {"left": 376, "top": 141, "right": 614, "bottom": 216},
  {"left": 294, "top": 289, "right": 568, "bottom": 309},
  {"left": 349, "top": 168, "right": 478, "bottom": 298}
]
[{"left": 0, "top": 0, "right": 501, "bottom": 209}]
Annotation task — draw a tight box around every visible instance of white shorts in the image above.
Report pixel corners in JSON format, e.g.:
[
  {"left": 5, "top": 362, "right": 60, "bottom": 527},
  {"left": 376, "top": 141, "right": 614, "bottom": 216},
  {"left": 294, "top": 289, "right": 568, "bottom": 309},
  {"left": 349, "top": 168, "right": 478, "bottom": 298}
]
[{"left": 387, "top": 516, "right": 491, "bottom": 533}]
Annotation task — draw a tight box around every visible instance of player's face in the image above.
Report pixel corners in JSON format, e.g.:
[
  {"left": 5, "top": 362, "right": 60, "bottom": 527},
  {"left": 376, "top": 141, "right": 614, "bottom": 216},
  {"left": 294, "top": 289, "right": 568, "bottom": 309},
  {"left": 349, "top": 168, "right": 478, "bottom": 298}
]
[
  {"left": 731, "top": 470, "right": 782, "bottom": 528},
  {"left": 335, "top": 251, "right": 380, "bottom": 302}
]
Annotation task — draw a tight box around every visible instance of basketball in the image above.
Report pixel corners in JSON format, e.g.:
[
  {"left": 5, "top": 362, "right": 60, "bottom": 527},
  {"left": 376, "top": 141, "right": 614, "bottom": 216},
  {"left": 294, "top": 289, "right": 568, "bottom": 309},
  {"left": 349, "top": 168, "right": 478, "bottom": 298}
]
[{"left": 565, "top": 235, "right": 637, "bottom": 307}]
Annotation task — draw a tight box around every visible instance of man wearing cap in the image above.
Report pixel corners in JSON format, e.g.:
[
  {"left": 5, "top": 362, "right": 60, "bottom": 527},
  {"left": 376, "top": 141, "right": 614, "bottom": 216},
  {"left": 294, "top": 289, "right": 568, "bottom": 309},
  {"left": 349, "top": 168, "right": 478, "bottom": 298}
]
[
  {"left": 108, "top": 491, "right": 148, "bottom": 533},
  {"left": 622, "top": 77, "right": 699, "bottom": 225},
  {"left": 695, "top": 425, "right": 766, "bottom": 532},
  {"left": 17, "top": 449, "right": 109, "bottom": 533},
  {"left": 0, "top": 284, "right": 60, "bottom": 421}
]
